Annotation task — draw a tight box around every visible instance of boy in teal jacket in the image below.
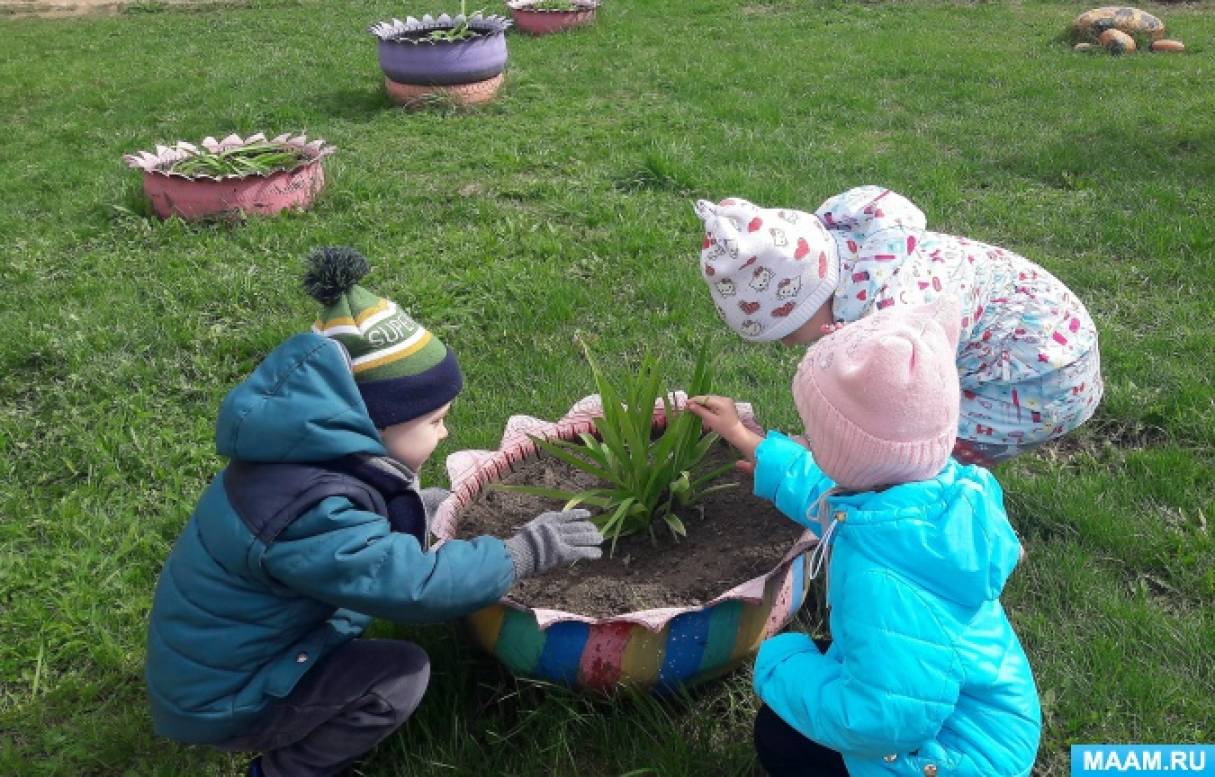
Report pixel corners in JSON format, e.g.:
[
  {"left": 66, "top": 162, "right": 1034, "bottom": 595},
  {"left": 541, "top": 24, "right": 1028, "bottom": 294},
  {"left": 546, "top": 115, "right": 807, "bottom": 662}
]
[
  {"left": 689, "top": 297, "right": 1040, "bottom": 777},
  {"left": 145, "top": 248, "right": 602, "bottom": 777}
]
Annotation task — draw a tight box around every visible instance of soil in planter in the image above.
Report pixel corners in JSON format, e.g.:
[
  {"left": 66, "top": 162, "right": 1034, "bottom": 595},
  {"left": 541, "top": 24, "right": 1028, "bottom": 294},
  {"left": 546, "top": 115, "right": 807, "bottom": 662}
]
[{"left": 456, "top": 444, "right": 807, "bottom": 618}]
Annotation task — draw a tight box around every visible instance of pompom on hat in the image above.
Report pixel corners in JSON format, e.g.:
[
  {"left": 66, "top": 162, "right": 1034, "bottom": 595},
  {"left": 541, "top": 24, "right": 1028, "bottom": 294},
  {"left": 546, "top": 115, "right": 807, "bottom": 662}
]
[
  {"left": 304, "top": 247, "right": 463, "bottom": 428},
  {"left": 693, "top": 197, "right": 839, "bottom": 342},
  {"left": 792, "top": 296, "right": 962, "bottom": 491}
]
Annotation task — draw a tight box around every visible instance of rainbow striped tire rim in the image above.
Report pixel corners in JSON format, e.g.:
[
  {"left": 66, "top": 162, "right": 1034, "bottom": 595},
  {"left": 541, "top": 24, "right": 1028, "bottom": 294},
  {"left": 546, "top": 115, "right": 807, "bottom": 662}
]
[{"left": 431, "top": 393, "right": 817, "bottom": 693}]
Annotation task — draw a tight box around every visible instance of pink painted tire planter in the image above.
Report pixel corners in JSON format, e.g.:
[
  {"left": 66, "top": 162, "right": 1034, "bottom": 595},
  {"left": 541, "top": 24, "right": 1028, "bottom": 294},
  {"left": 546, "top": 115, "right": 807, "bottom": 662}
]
[
  {"left": 384, "top": 74, "right": 505, "bottom": 109},
  {"left": 507, "top": 0, "right": 599, "bottom": 36},
  {"left": 123, "top": 133, "right": 334, "bottom": 221},
  {"left": 137, "top": 165, "right": 325, "bottom": 221},
  {"left": 431, "top": 393, "right": 817, "bottom": 693}
]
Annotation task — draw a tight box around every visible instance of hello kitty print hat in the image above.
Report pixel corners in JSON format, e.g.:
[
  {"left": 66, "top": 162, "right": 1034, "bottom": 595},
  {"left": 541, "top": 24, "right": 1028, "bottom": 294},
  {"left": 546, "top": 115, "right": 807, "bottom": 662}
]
[{"left": 693, "top": 197, "right": 840, "bottom": 342}]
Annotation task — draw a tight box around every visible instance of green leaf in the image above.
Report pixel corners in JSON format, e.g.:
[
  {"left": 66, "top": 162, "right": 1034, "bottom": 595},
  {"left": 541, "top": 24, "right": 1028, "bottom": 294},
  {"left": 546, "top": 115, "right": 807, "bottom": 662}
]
[
  {"left": 577, "top": 433, "right": 608, "bottom": 461},
  {"left": 664, "top": 513, "right": 687, "bottom": 537},
  {"left": 668, "top": 471, "right": 692, "bottom": 506},
  {"left": 686, "top": 482, "right": 738, "bottom": 503},
  {"left": 531, "top": 436, "right": 615, "bottom": 483},
  {"left": 597, "top": 497, "right": 638, "bottom": 555},
  {"left": 689, "top": 457, "right": 738, "bottom": 490}
]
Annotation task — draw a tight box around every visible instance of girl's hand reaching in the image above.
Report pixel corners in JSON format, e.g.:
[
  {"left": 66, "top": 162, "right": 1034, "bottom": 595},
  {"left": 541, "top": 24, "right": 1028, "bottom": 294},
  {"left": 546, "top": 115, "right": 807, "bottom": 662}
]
[{"left": 687, "top": 395, "right": 764, "bottom": 468}]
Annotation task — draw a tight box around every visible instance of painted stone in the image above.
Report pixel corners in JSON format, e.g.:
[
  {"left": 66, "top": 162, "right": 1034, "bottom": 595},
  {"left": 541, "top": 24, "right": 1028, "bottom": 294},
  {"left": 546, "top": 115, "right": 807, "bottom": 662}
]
[
  {"left": 1150, "top": 39, "right": 1186, "bottom": 53},
  {"left": 1099, "top": 28, "right": 1137, "bottom": 54},
  {"left": 1072, "top": 6, "right": 1165, "bottom": 43}
]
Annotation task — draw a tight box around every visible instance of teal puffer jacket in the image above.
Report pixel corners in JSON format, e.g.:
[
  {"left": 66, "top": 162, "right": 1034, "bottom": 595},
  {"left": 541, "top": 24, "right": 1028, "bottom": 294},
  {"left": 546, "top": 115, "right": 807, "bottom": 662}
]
[
  {"left": 145, "top": 334, "right": 514, "bottom": 744},
  {"left": 752, "top": 432, "right": 1041, "bottom": 777}
]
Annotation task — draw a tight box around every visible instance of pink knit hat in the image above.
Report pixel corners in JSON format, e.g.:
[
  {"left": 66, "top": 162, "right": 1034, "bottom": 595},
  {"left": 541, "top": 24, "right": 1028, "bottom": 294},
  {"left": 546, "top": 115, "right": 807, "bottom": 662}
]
[
  {"left": 693, "top": 197, "right": 839, "bottom": 342},
  {"left": 792, "top": 297, "right": 962, "bottom": 491}
]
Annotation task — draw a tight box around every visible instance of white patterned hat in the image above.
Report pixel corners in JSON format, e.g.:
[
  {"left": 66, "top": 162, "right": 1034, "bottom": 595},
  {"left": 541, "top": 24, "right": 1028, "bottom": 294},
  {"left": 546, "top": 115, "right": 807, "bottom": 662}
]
[{"left": 693, "top": 197, "right": 840, "bottom": 342}]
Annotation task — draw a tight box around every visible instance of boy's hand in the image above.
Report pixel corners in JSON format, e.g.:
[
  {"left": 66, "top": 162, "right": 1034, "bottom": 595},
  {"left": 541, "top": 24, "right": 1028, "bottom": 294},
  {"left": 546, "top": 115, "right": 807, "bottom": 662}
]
[
  {"left": 505, "top": 509, "right": 603, "bottom": 580},
  {"left": 687, "top": 395, "right": 763, "bottom": 464}
]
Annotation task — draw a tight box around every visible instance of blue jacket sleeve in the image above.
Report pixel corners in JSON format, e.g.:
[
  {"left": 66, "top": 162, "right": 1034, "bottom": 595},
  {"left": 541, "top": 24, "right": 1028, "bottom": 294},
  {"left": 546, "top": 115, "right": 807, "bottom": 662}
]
[
  {"left": 261, "top": 495, "right": 515, "bottom": 623},
  {"left": 753, "top": 570, "right": 964, "bottom": 756},
  {"left": 753, "top": 431, "right": 836, "bottom": 535}
]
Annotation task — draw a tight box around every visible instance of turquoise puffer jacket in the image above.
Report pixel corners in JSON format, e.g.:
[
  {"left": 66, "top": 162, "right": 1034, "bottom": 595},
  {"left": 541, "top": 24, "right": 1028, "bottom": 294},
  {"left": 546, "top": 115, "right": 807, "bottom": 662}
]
[
  {"left": 145, "top": 334, "right": 514, "bottom": 744},
  {"left": 752, "top": 432, "right": 1041, "bottom": 777}
]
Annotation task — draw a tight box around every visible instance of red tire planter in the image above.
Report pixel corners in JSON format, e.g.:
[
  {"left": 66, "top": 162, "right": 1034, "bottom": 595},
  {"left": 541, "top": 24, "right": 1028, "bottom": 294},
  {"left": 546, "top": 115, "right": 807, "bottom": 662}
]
[
  {"left": 507, "top": 0, "right": 599, "bottom": 36},
  {"left": 123, "top": 133, "right": 334, "bottom": 221}
]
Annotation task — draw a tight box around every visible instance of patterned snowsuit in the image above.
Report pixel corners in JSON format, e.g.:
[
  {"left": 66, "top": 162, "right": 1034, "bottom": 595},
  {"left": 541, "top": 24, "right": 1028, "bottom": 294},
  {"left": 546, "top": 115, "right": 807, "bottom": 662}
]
[{"left": 816, "top": 186, "right": 1102, "bottom": 463}]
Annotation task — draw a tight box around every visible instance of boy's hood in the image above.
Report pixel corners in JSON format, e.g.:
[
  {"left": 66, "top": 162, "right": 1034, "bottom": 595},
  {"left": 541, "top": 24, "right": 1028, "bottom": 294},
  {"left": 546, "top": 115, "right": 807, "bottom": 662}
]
[
  {"left": 215, "top": 333, "right": 386, "bottom": 463},
  {"left": 833, "top": 460, "right": 1022, "bottom": 608}
]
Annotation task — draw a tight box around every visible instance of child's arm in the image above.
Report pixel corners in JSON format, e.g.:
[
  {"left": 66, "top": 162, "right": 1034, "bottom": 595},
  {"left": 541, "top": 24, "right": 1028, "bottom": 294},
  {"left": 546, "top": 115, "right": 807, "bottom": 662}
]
[
  {"left": 261, "top": 495, "right": 516, "bottom": 623},
  {"left": 752, "top": 431, "right": 835, "bottom": 534},
  {"left": 687, "top": 397, "right": 834, "bottom": 533},
  {"left": 753, "top": 570, "right": 964, "bottom": 757}
]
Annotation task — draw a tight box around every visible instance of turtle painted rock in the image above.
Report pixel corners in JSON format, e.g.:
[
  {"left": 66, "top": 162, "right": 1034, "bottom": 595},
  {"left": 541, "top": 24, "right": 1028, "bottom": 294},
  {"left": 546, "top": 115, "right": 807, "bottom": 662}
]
[
  {"left": 1099, "top": 29, "right": 1136, "bottom": 54},
  {"left": 1071, "top": 6, "right": 1165, "bottom": 44}
]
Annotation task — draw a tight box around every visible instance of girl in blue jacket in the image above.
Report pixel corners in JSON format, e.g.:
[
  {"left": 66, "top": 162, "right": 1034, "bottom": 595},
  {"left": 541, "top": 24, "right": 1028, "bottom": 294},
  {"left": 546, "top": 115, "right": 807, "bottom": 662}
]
[
  {"left": 145, "top": 248, "right": 602, "bottom": 777},
  {"left": 688, "top": 297, "right": 1041, "bottom": 777}
]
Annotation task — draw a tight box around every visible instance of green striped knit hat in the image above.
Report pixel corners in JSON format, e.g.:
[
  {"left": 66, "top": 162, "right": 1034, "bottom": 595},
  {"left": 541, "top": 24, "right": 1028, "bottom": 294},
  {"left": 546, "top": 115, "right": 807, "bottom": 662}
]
[{"left": 304, "top": 247, "right": 463, "bottom": 428}]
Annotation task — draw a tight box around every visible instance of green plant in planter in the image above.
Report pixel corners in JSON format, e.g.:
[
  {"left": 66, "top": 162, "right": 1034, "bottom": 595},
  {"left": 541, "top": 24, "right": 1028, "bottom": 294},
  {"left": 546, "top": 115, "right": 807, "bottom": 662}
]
[
  {"left": 495, "top": 340, "right": 737, "bottom": 554},
  {"left": 527, "top": 0, "right": 580, "bottom": 10},
  {"left": 425, "top": 1, "right": 485, "bottom": 41},
  {"left": 169, "top": 143, "right": 309, "bottom": 178}
]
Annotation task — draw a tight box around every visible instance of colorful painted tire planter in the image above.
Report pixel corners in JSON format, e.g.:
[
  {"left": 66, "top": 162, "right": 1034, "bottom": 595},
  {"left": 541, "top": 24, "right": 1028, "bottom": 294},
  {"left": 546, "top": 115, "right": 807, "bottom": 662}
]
[
  {"left": 507, "top": 0, "right": 599, "bottom": 36},
  {"left": 369, "top": 14, "right": 510, "bottom": 106},
  {"left": 123, "top": 133, "right": 334, "bottom": 220},
  {"left": 430, "top": 394, "right": 817, "bottom": 693}
]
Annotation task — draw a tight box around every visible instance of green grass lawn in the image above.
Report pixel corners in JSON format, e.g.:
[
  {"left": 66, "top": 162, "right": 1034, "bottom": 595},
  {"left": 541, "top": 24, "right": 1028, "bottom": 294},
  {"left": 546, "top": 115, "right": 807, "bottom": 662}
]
[{"left": 1, "top": 0, "right": 1213, "bottom": 774}]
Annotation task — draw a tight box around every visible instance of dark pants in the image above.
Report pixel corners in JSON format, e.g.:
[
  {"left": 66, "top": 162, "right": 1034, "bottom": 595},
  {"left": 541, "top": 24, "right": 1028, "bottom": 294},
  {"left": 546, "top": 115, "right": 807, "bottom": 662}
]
[
  {"left": 754, "top": 638, "right": 848, "bottom": 777},
  {"left": 754, "top": 705, "right": 849, "bottom": 777},
  {"left": 219, "top": 639, "right": 430, "bottom": 777}
]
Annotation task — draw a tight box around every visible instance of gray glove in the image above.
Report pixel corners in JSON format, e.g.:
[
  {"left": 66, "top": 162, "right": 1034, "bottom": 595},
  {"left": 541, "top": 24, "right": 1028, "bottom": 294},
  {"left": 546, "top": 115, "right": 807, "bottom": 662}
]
[
  {"left": 420, "top": 487, "right": 450, "bottom": 519},
  {"left": 504, "top": 509, "right": 603, "bottom": 580}
]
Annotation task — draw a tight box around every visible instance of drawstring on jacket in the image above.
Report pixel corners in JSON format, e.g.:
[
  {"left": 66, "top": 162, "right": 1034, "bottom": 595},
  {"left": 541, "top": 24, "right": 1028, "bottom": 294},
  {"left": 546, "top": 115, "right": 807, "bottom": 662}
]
[{"left": 808, "top": 487, "right": 845, "bottom": 582}]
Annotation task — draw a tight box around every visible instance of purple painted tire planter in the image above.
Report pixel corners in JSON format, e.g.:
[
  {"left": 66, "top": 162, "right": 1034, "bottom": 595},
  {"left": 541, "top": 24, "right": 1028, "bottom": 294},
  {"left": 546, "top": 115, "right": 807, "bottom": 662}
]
[
  {"left": 431, "top": 393, "right": 818, "bottom": 694},
  {"left": 377, "top": 34, "right": 507, "bottom": 86},
  {"left": 370, "top": 15, "right": 510, "bottom": 87}
]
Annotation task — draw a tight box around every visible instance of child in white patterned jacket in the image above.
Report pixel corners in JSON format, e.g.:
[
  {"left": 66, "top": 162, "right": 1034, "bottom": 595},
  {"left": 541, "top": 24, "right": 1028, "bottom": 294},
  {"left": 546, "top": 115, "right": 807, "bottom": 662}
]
[{"left": 693, "top": 185, "right": 1102, "bottom": 464}]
